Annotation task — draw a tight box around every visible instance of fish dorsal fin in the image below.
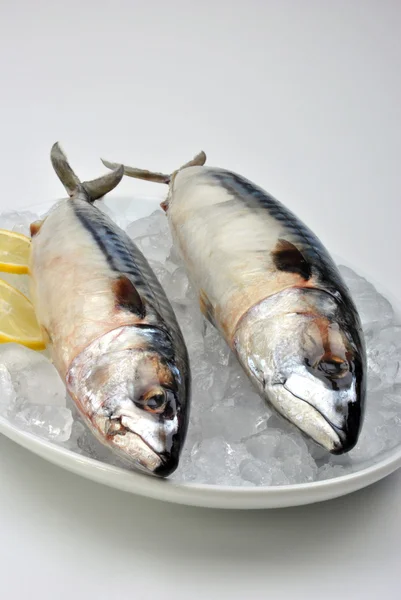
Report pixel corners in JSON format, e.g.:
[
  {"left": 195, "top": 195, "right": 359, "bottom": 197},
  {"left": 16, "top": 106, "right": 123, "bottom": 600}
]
[
  {"left": 101, "top": 151, "right": 207, "bottom": 185},
  {"left": 50, "top": 142, "right": 124, "bottom": 202},
  {"left": 112, "top": 275, "right": 146, "bottom": 318}
]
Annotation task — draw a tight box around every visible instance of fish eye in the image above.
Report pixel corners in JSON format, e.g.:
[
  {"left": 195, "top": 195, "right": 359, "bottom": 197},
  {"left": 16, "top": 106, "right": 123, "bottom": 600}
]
[
  {"left": 318, "top": 359, "right": 349, "bottom": 378},
  {"left": 139, "top": 388, "right": 167, "bottom": 414}
]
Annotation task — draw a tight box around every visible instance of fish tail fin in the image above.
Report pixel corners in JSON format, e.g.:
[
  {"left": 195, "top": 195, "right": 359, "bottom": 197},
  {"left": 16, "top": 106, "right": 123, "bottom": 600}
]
[
  {"left": 50, "top": 142, "right": 81, "bottom": 197},
  {"left": 50, "top": 142, "right": 124, "bottom": 202},
  {"left": 82, "top": 168, "right": 124, "bottom": 201},
  {"left": 100, "top": 151, "right": 207, "bottom": 185}
]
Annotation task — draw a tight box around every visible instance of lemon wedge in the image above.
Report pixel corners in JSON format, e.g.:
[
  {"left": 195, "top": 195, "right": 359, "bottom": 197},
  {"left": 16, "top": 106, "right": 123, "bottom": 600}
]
[
  {"left": 0, "top": 278, "right": 45, "bottom": 350},
  {"left": 0, "top": 229, "right": 31, "bottom": 274}
]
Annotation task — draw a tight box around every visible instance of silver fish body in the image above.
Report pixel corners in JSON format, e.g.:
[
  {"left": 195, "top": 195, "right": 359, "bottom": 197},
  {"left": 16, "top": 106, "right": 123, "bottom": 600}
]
[
  {"left": 29, "top": 145, "right": 190, "bottom": 476},
  {"left": 104, "top": 156, "right": 366, "bottom": 454}
]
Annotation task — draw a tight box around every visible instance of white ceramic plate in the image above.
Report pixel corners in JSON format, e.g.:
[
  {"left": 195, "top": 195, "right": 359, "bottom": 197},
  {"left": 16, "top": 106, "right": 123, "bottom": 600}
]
[
  {"left": 0, "top": 415, "right": 400, "bottom": 509},
  {"left": 1, "top": 196, "right": 400, "bottom": 509}
]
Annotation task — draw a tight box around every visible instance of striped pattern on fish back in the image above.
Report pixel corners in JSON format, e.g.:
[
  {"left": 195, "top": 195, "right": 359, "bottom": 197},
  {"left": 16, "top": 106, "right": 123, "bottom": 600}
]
[
  {"left": 72, "top": 199, "right": 187, "bottom": 355},
  {"left": 208, "top": 168, "right": 364, "bottom": 341},
  {"left": 210, "top": 170, "right": 351, "bottom": 298}
]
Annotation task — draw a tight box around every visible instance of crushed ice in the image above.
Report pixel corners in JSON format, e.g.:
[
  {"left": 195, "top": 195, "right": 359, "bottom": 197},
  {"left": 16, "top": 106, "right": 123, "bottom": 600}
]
[{"left": 1, "top": 206, "right": 401, "bottom": 486}]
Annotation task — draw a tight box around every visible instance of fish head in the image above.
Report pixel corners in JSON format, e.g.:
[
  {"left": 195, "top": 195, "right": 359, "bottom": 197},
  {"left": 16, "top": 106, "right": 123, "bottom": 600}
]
[
  {"left": 233, "top": 289, "right": 366, "bottom": 454},
  {"left": 67, "top": 326, "right": 190, "bottom": 476}
]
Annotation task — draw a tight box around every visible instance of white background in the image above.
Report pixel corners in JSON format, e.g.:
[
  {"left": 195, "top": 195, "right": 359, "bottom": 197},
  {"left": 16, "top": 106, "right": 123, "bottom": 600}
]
[{"left": 0, "top": 1, "right": 400, "bottom": 599}]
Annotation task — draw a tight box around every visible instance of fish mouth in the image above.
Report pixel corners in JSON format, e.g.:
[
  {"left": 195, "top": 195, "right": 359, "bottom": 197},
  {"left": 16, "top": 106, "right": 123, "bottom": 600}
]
[
  {"left": 324, "top": 401, "right": 361, "bottom": 455},
  {"left": 267, "top": 366, "right": 362, "bottom": 454},
  {"left": 107, "top": 417, "right": 178, "bottom": 477},
  {"left": 267, "top": 383, "right": 350, "bottom": 453},
  {"left": 153, "top": 454, "right": 179, "bottom": 477},
  {"left": 283, "top": 385, "right": 348, "bottom": 452}
]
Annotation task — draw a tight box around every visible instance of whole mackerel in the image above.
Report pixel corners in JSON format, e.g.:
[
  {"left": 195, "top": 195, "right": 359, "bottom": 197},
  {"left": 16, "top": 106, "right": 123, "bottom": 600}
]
[
  {"left": 102, "top": 152, "right": 366, "bottom": 454},
  {"left": 29, "top": 144, "right": 190, "bottom": 476}
]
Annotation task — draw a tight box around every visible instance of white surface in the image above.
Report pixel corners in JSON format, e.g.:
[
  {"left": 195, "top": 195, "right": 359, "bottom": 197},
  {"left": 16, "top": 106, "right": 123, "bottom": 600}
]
[{"left": 0, "top": 0, "right": 400, "bottom": 598}]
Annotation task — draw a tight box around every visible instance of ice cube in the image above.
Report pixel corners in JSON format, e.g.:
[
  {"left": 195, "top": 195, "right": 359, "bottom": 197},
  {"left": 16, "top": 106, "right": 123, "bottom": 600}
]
[
  {"left": 338, "top": 265, "right": 394, "bottom": 330},
  {"left": 95, "top": 197, "right": 136, "bottom": 230},
  {"left": 190, "top": 437, "right": 239, "bottom": 484},
  {"left": 366, "top": 326, "right": 401, "bottom": 391},
  {"left": 203, "top": 323, "right": 231, "bottom": 367},
  {"left": 136, "top": 233, "right": 171, "bottom": 263},
  {"left": 269, "top": 464, "right": 291, "bottom": 486},
  {"left": 246, "top": 429, "right": 317, "bottom": 483},
  {"left": 305, "top": 438, "right": 331, "bottom": 462},
  {"left": 0, "top": 364, "right": 17, "bottom": 417},
  {"left": 229, "top": 441, "right": 252, "bottom": 466},
  {"left": 15, "top": 405, "right": 73, "bottom": 442},
  {"left": 280, "top": 454, "right": 318, "bottom": 483},
  {"left": 224, "top": 358, "right": 264, "bottom": 404},
  {"left": 246, "top": 430, "right": 282, "bottom": 461},
  {"left": 255, "top": 412, "right": 299, "bottom": 441},
  {"left": 275, "top": 431, "right": 311, "bottom": 460},
  {"left": 382, "top": 387, "right": 401, "bottom": 406},
  {"left": 0, "top": 344, "right": 66, "bottom": 407},
  {"left": 348, "top": 415, "right": 387, "bottom": 461},
  {"left": 126, "top": 209, "right": 172, "bottom": 263},
  {"left": 209, "top": 367, "right": 231, "bottom": 403},
  {"left": 163, "top": 267, "right": 190, "bottom": 306},
  {"left": 193, "top": 358, "right": 216, "bottom": 393},
  {"left": 178, "top": 304, "right": 205, "bottom": 348},
  {"left": 147, "top": 260, "right": 171, "bottom": 287},
  {"left": 200, "top": 398, "right": 270, "bottom": 443},
  {"left": 63, "top": 420, "right": 87, "bottom": 453},
  {"left": 170, "top": 454, "right": 197, "bottom": 483},
  {"left": 126, "top": 209, "right": 168, "bottom": 240},
  {"left": 317, "top": 464, "right": 347, "bottom": 481},
  {"left": 240, "top": 458, "right": 273, "bottom": 485},
  {"left": 166, "top": 244, "right": 183, "bottom": 269},
  {"left": 0, "top": 211, "right": 38, "bottom": 236}
]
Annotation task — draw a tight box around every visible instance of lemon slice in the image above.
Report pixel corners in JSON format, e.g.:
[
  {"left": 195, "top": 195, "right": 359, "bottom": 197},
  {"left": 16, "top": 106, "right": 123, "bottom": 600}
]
[
  {"left": 0, "top": 229, "right": 31, "bottom": 274},
  {"left": 0, "top": 278, "right": 45, "bottom": 350}
]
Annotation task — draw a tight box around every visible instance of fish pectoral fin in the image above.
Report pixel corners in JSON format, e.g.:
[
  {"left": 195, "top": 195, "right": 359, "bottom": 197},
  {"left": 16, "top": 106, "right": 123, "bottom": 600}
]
[
  {"left": 30, "top": 219, "right": 44, "bottom": 237},
  {"left": 199, "top": 289, "right": 215, "bottom": 326},
  {"left": 272, "top": 239, "right": 312, "bottom": 280},
  {"left": 113, "top": 275, "right": 146, "bottom": 318},
  {"left": 41, "top": 326, "right": 51, "bottom": 346}
]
